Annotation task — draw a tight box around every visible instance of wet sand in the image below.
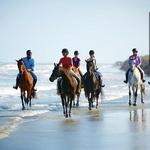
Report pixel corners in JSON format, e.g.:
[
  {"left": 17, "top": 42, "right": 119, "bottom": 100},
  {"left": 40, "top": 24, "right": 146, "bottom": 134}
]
[{"left": 0, "top": 102, "right": 150, "bottom": 150}]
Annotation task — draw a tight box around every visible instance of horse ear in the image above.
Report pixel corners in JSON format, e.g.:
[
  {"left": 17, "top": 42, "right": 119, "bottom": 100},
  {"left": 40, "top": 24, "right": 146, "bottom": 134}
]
[
  {"left": 16, "top": 60, "right": 19, "bottom": 62},
  {"left": 54, "top": 63, "right": 57, "bottom": 67},
  {"left": 85, "top": 60, "right": 87, "bottom": 62}
]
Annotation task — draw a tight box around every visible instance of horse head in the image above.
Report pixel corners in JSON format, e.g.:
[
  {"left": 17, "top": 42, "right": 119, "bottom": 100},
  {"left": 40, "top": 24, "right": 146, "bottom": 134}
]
[
  {"left": 85, "top": 60, "right": 95, "bottom": 76},
  {"left": 49, "top": 63, "right": 62, "bottom": 82},
  {"left": 16, "top": 58, "right": 26, "bottom": 74},
  {"left": 130, "top": 60, "right": 136, "bottom": 72}
]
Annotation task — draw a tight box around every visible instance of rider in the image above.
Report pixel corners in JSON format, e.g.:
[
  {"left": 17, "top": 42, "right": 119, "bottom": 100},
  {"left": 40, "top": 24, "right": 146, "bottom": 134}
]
[
  {"left": 13, "top": 50, "right": 37, "bottom": 90},
  {"left": 123, "top": 48, "right": 145, "bottom": 83},
  {"left": 72, "top": 50, "right": 83, "bottom": 77},
  {"left": 58, "top": 48, "right": 80, "bottom": 93},
  {"left": 85, "top": 50, "right": 105, "bottom": 87}
]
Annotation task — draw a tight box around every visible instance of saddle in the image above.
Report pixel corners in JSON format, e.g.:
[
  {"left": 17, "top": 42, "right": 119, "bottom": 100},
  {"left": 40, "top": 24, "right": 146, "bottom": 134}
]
[{"left": 62, "top": 68, "right": 80, "bottom": 92}]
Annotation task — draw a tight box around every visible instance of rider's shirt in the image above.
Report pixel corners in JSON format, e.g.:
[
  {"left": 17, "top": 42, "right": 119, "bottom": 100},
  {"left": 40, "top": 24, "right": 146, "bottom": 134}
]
[
  {"left": 128, "top": 55, "right": 141, "bottom": 66},
  {"left": 58, "top": 56, "right": 72, "bottom": 69},
  {"left": 72, "top": 57, "right": 80, "bottom": 68},
  {"left": 86, "top": 55, "right": 96, "bottom": 70},
  {"left": 22, "top": 57, "right": 35, "bottom": 71}
]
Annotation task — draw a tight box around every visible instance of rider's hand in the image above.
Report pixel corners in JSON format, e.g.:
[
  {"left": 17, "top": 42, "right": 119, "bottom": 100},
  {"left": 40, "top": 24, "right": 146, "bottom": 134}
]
[{"left": 27, "top": 69, "right": 31, "bottom": 72}]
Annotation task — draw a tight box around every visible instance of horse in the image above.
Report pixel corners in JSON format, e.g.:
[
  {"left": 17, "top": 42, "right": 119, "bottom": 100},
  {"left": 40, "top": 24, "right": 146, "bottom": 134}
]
[
  {"left": 128, "top": 61, "right": 145, "bottom": 106},
  {"left": 49, "top": 64, "right": 80, "bottom": 118},
  {"left": 83, "top": 60, "right": 102, "bottom": 110},
  {"left": 16, "top": 58, "right": 35, "bottom": 110}
]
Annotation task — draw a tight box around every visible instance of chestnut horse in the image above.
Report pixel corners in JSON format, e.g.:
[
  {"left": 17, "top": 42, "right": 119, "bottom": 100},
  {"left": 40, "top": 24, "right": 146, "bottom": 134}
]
[
  {"left": 16, "top": 58, "right": 35, "bottom": 110},
  {"left": 83, "top": 60, "right": 102, "bottom": 110},
  {"left": 49, "top": 64, "right": 80, "bottom": 118}
]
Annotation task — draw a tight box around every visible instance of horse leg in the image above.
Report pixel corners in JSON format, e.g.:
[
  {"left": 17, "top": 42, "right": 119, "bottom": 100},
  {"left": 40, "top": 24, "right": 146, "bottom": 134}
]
[
  {"left": 129, "top": 87, "right": 131, "bottom": 106},
  {"left": 61, "top": 95, "right": 65, "bottom": 116},
  {"left": 76, "top": 93, "right": 80, "bottom": 107},
  {"left": 88, "top": 94, "right": 92, "bottom": 110},
  {"left": 29, "top": 96, "right": 31, "bottom": 107},
  {"left": 73, "top": 99, "right": 76, "bottom": 107},
  {"left": 96, "top": 97, "right": 98, "bottom": 109},
  {"left": 69, "top": 97, "right": 73, "bottom": 117},
  {"left": 65, "top": 97, "right": 69, "bottom": 118},
  {"left": 91, "top": 93, "right": 94, "bottom": 108},
  {"left": 133, "top": 87, "right": 137, "bottom": 106},
  {"left": 21, "top": 95, "right": 25, "bottom": 110},
  {"left": 141, "top": 85, "right": 144, "bottom": 104},
  {"left": 28, "top": 91, "right": 32, "bottom": 108}
]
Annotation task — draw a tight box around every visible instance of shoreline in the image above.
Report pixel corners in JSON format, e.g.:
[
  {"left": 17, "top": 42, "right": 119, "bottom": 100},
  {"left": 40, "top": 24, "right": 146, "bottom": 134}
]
[{"left": 0, "top": 98, "right": 150, "bottom": 150}]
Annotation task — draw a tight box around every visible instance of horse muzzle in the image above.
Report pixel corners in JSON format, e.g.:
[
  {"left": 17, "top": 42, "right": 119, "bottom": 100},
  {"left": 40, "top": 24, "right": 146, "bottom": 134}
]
[{"left": 49, "top": 77, "right": 54, "bottom": 82}]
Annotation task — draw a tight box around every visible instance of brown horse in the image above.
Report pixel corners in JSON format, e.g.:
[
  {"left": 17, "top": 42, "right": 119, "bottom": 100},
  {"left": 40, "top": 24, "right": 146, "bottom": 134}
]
[
  {"left": 49, "top": 64, "right": 80, "bottom": 118},
  {"left": 83, "top": 60, "right": 102, "bottom": 110},
  {"left": 16, "top": 58, "right": 35, "bottom": 110}
]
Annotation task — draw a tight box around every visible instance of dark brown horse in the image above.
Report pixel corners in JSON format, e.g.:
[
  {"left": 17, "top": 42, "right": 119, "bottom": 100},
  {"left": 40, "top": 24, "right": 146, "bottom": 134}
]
[
  {"left": 83, "top": 60, "right": 102, "bottom": 110},
  {"left": 49, "top": 64, "right": 79, "bottom": 118},
  {"left": 16, "top": 58, "right": 35, "bottom": 110}
]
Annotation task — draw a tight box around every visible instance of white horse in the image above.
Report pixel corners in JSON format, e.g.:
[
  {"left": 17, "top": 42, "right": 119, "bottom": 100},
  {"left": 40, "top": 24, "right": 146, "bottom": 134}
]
[{"left": 128, "top": 61, "right": 145, "bottom": 106}]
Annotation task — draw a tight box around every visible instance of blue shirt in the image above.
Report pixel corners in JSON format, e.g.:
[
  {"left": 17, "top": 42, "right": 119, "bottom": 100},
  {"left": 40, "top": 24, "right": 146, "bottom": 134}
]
[{"left": 22, "top": 57, "right": 35, "bottom": 71}]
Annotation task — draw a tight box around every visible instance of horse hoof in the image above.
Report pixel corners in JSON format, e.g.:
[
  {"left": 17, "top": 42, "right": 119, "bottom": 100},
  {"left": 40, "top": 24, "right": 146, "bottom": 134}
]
[
  {"left": 69, "top": 114, "right": 71, "bottom": 117},
  {"left": 133, "top": 103, "right": 136, "bottom": 106},
  {"left": 141, "top": 101, "right": 144, "bottom": 104},
  {"left": 76, "top": 103, "right": 79, "bottom": 107},
  {"left": 129, "top": 102, "right": 131, "bottom": 106},
  {"left": 22, "top": 107, "right": 25, "bottom": 110},
  {"left": 65, "top": 114, "right": 68, "bottom": 118}
]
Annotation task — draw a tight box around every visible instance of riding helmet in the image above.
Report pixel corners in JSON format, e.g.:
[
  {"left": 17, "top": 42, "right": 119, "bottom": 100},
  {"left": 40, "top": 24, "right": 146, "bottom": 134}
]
[
  {"left": 26, "top": 50, "right": 32, "bottom": 54},
  {"left": 132, "top": 48, "right": 138, "bottom": 53},
  {"left": 89, "top": 50, "right": 95, "bottom": 55},
  {"left": 62, "top": 48, "right": 69, "bottom": 55},
  {"left": 74, "top": 50, "right": 79, "bottom": 55}
]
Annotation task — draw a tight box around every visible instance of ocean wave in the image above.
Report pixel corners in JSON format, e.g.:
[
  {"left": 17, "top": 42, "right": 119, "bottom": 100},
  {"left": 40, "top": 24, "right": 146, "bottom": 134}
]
[{"left": 0, "top": 117, "right": 22, "bottom": 139}]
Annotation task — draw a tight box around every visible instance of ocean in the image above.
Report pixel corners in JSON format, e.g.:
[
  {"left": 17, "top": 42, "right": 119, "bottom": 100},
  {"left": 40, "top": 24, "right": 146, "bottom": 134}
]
[{"left": 0, "top": 62, "right": 150, "bottom": 139}]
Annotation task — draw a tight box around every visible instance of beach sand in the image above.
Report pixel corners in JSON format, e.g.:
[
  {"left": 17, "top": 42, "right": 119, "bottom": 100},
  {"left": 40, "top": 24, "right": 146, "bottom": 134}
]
[{"left": 0, "top": 101, "right": 150, "bottom": 150}]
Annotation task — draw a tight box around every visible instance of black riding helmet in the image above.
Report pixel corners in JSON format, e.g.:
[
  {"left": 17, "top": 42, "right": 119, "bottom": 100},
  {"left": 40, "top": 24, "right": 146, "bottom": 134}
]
[
  {"left": 62, "top": 48, "right": 69, "bottom": 55},
  {"left": 132, "top": 48, "right": 138, "bottom": 53},
  {"left": 74, "top": 50, "right": 79, "bottom": 55},
  {"left": 89, "top": 50, "right": 95, "bottom": 55},
  {"left": 26, "top": 50, "right": 32, "bottom": 58},
  {"left": 26, "top": 50, "right": 32, "bottom": 54}
]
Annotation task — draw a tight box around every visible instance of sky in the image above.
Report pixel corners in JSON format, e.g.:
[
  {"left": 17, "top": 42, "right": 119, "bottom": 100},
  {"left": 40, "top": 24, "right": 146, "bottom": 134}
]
[{"left": 0, "top": 0, "right": 150, "bottom": 63}]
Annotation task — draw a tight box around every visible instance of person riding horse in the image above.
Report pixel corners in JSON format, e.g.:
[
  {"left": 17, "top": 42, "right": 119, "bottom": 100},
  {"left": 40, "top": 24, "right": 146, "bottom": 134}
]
[
  {"left": 72, "top": 50, "right": 83, "bottom": 77},
  {"left": 124, "top": 48, "right": 145, "bottom": 84},
  {"left": 13, "top": 50, "right": 37, "bottom": 91},
  {"left": 83, "top": 50, "right": 105, "bottom": 87},
  {"left": 57, "top": 48, "right": 80, "bottom": 94}
]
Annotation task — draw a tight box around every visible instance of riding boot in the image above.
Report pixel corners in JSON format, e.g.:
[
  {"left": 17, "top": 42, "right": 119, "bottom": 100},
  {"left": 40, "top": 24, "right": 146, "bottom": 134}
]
[
  {"left": 13, "top": 76, "right": 19, "bottom": 89},
  {"left": 99, "top": 78, "right": 105, "bottom": 87},
  {"left": 101, "top": 81, "right": 105, "bottom": 87},
  {"left": 32, "top": 79, "right": 37, "bottom": 91},
  {"left": 124, "top": 69, "right": 129, "bottom": 83}
]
